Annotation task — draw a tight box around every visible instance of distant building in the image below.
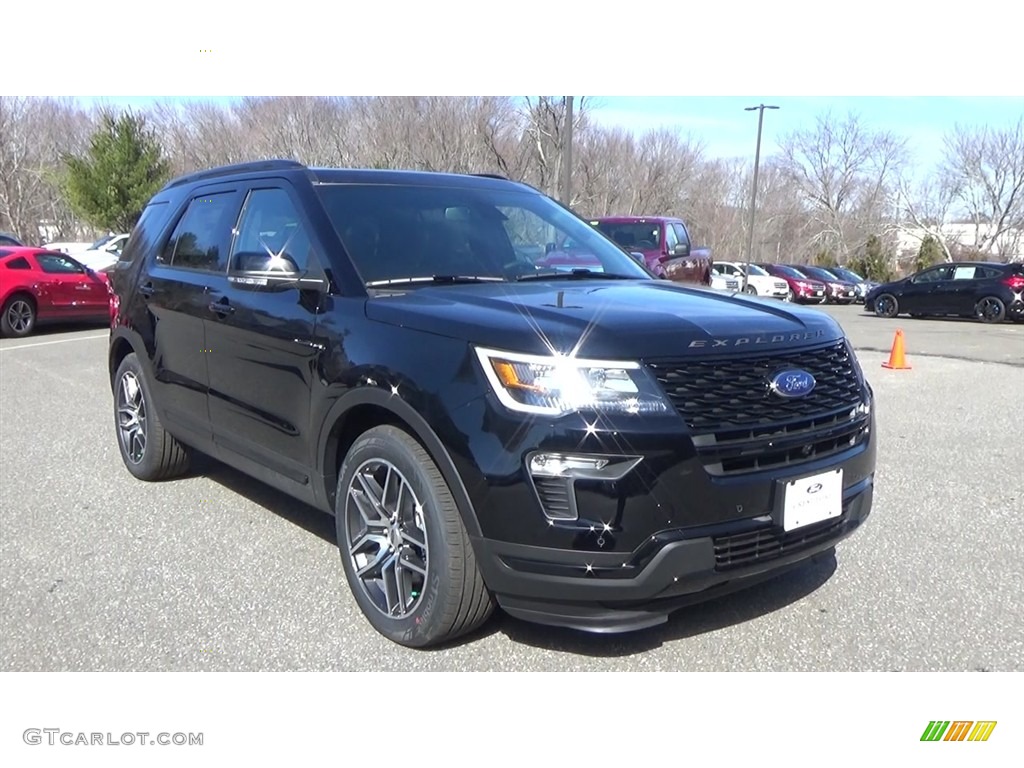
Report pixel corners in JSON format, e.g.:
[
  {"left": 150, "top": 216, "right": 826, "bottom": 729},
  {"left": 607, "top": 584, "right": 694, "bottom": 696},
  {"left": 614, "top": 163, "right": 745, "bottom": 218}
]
[{"left": 895, "top": 222, "right": 1024, "bottom": 262}]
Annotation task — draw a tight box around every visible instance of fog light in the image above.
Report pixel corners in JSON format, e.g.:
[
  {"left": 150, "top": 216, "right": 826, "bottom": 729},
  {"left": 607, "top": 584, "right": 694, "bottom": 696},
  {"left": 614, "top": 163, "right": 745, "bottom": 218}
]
[
  {"left": 526, "top": 453, "right": 643, "bottom": 522},
  {"left": 530, "top": 454, "right": 610, "bottom": 477}
]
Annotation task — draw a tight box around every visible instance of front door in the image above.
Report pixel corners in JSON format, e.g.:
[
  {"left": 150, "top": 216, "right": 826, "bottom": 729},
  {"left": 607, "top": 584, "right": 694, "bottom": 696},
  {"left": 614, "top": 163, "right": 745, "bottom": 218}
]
[
  {"left": 204, "top": 182, "right": 324, "bottom": 485},
  {"left": 901, "top": 264, "right": 953, "bottom": 314},
  {"left": 33, "top": 252, "right": 107, "bottom": 316}
]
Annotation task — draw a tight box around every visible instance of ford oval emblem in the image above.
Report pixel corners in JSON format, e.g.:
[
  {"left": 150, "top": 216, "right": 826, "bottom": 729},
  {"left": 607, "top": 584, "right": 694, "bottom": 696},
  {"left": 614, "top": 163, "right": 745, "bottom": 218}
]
[{"left": 769, "top": 369, "right": 817, "bottom": 398}]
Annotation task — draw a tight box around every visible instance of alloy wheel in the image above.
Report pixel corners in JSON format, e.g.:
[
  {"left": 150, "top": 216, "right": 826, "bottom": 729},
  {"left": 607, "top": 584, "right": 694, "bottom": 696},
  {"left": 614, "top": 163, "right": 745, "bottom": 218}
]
[
  {"left": 116, "top": 371, "right": 147, "bottom": 464},
  {"left": 345, "top": 459, "right": 429, "bottom": 618},
  {"left": 6, "top": 300, "right": 32, "bottom": 334}
]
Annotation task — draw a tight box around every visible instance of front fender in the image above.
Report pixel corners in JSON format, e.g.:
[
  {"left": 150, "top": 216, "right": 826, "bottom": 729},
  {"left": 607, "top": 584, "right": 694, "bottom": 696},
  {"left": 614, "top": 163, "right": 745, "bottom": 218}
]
[{"left": 315, "top": 386, "right": 483, "bottom": 538}]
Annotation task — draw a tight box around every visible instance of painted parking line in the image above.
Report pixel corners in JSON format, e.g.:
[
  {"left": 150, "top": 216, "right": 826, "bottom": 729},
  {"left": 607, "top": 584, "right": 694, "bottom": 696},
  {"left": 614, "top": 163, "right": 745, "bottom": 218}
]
[{"left": 0, "top": 333, "right": 107, "bottom": 351}]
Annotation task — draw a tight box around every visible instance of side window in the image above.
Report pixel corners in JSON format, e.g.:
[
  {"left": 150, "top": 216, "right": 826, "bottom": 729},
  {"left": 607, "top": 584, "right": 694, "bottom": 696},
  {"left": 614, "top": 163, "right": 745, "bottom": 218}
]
[
  {"left": 664, "top": 223, "right": 678, "bottom": 250},
  {"left": 160, "top": 192, "right": 237, "bottom": 273},
  {"left": 37, "top": 254, "right": 84, "bottom": 274},
  {"left": 5, "top": 257, "right": 30, "bottom": 270},
  {"left": 230, "top": 188, "right": 311, "bottom": 274},
  {"left": 672, "top": 222, "right": 690, "bottom": 247},
  {"left": 913, "top": 265, "right": 953, "bottom": 283},
  {"left": 952, "top": 265, "right": 979, "bottom": 280},
  {"left": 109, "top": 235, "right": 128, "bottom": 255},
  {"left": 120, "top": 201, "right": 169, "bottom": 264}
]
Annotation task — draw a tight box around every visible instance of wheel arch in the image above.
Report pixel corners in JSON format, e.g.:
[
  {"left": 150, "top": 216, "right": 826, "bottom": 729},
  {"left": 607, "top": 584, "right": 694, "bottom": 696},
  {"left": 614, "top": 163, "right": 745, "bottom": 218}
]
[
  {"left": 317, "top": 389, "right": 483, "bottom": 539},
  {"left": 108, "top": 331, "right": 137, "bottom": 392}
]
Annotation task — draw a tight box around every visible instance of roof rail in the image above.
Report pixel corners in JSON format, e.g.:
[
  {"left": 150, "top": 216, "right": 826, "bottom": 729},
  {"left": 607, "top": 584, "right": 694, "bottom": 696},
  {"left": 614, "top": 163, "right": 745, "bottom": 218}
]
[
  {"left": 164, "top": 159, "right": 308, "bottom": 189},
  {"left": 472, "top": 172, "right": 509, "bottom": 181}
]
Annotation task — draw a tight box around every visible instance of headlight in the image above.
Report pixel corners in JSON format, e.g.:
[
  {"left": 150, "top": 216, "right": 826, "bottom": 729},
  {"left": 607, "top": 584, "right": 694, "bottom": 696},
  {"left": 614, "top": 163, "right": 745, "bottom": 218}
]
[{"left": 474, "top": 346, "right": 671, "bottom": 416}]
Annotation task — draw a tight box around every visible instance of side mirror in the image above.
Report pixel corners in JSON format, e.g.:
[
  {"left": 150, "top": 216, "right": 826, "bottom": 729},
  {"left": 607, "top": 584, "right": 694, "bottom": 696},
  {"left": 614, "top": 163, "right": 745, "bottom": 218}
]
[
  {"left": 629, "top": 251, "right": 645, "bottom": 265},
  {"left": 673, "top": 243, "right": 690, "bottom": 257},
  {"left": 228, "top": 251, "right": 326, "bottom": 292}
]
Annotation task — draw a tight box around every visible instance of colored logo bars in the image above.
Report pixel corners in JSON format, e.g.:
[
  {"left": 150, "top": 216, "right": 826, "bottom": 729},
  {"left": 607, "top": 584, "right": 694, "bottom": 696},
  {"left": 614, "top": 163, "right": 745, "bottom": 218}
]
[{"left": 921, "top": 721, "right": 997, "bottom": 742}]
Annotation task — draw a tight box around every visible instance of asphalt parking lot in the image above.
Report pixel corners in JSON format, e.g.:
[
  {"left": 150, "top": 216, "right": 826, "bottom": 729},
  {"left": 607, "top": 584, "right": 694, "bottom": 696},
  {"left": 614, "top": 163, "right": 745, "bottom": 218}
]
[{"left": 1, "top": 305, "right": 1022, "bottom": 671}]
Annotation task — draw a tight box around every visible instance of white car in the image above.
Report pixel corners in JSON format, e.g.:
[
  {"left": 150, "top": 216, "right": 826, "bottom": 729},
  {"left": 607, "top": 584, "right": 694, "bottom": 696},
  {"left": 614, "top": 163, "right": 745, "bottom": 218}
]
[
  {"left": 72, "top": 233, "right": 130, "bottom": 271},
  {"left": 41, "top": 241, "right": 93, "bottom": 254},
  {"left": 714, "top": 261, "right": 790, "bottom": 299},
  {"left": 710, "top": 269, "right": 740, "bottom": 292}
]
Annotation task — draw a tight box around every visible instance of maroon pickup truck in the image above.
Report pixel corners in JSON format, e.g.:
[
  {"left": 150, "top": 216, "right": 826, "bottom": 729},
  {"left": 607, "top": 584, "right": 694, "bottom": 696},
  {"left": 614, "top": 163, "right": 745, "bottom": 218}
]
[{"left": 535, "top": 215, "right": 712, "bottom": 285}]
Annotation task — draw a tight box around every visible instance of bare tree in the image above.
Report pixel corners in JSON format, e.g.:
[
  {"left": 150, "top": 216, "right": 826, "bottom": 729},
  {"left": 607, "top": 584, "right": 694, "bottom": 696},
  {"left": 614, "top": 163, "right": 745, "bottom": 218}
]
[
  {"left": 778, "top": 111, "right": 907, "bottom": 262},
  {"left": 0, "top": 96, "right": 95, "bottom": 242},
  {"left": 892, "top": 173, "right": 959, "bottom": 262},
  {"left": 940, "top": 116, "right": 1024, "bottom": 258}
]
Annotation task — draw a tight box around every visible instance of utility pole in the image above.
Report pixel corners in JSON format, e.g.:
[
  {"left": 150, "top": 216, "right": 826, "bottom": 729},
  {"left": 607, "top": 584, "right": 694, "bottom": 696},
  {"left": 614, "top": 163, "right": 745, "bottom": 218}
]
[
  {"left": 560, "top": 96, "right": 574, "bottom": 206},
  {"left": 743, "top": 103, "right": 779, "bottom": 291}
]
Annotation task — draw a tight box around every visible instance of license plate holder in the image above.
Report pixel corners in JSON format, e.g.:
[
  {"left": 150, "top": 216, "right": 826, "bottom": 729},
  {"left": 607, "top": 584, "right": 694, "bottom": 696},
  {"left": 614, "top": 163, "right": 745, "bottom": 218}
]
[{"left": 780, "top": 469, "right": 843, "bottom": 532}]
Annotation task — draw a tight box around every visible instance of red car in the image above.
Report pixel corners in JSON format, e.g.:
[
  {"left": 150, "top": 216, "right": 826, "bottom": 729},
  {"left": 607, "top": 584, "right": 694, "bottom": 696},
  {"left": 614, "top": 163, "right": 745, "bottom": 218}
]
[
  {"left": 756, "top": 263, "right": 828, "bottom": 304},
  {"left": 0, "top": 247, "right": 112, "bottom": 337}
]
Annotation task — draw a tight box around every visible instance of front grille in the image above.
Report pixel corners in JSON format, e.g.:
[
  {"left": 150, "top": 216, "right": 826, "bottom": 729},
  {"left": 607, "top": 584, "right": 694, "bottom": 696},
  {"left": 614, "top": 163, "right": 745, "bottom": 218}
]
[
  {"left": 648, "top": 340, "right": 867, "bottom": 476},
  {"left": 713, "top": 513, "right": 848, "bottom": 570}
]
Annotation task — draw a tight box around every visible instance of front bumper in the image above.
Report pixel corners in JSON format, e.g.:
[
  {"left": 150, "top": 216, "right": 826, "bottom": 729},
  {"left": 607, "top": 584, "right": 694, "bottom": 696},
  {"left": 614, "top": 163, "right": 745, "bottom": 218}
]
[{"left": 473, "top": 473, "right": 873, "bottom": 633}]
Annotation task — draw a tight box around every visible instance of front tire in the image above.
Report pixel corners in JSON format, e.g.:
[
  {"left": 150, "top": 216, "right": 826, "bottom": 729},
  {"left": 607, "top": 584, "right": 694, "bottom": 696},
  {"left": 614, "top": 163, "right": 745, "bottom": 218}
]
[
  {"left": 744, "top": 285, "right": 758, "bottom": 295},
  {"left": 336, "top": 425, "right": 494, "bottom": 648},
  {"left": 874, "top": 293, "right": 899, "bottom": 318},
  {"left": 113, "top": 353, "right": 191, "bottom": 481},
  {"left": 1, "top": 294, "right": 36, "bottom": 337}
]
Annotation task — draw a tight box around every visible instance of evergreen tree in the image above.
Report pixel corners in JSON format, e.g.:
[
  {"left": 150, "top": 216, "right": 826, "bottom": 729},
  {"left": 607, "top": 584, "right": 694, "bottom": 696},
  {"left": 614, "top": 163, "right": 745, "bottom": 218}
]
[
  {"left": 914, "top": 235, "right": 944, "bottom": 272},
  {"left": 62, "top": 110, "right": 170, "bottom": 233},
  {"left": 849, "top": 235, "right": 893, "bottom": 282}
]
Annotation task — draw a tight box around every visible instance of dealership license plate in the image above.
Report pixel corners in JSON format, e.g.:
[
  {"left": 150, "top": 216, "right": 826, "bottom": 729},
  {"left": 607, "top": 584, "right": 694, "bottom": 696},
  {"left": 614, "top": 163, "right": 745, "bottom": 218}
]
[{"left": 782, "top": 469, "right": 843, "bottom": 531}]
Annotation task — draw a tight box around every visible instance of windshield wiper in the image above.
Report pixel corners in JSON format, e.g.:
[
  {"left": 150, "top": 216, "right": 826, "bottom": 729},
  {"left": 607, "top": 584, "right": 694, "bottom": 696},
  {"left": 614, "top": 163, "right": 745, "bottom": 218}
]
[
  {"left": 515, "top": 268, "right": 644, "bottom": 282},
  {"left": 366, "top": 275, "right": 506, "bottom": 287}
]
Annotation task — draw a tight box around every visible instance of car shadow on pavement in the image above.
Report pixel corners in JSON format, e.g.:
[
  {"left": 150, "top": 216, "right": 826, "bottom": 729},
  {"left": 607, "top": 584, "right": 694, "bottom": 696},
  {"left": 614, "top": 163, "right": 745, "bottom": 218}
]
[
  {"left": 493, "top": 552, "right": 839, "bottom": 657},
  {"left": 188, "top": 452, "right": 337, "bottom": 545},
  {"left": 180, "top": 452, "right": 838, "bottom": 656}
]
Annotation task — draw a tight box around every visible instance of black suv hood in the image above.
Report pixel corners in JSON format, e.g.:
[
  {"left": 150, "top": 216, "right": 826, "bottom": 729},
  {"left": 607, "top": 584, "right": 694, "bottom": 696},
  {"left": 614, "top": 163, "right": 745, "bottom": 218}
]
[{"left": 365, "top": 279, "right": 844, "bottom": 359}]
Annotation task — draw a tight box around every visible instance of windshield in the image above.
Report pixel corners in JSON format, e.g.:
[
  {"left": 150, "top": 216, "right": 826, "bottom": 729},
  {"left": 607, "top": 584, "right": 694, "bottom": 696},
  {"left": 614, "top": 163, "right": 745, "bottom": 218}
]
[
  {"left": 744, "top": 263, "right": 769, "bottom": 277},
  {"left": 315, "top": 183, "right": 651, "bottom": 285},
  {"left": 803, "top": 266, "right": 838, "bottom": 281},
  {"left": 89, "top": 234, "right": 115, "bottom": 250},
  {"left": 832, "top": 267, "right": 864, "bottom": 282},
  {"left": 775, "top": 265, "right": 809, "bottom": 279},
  {"left": 593, "top": 222, "right": 661, "bottom": 250}
]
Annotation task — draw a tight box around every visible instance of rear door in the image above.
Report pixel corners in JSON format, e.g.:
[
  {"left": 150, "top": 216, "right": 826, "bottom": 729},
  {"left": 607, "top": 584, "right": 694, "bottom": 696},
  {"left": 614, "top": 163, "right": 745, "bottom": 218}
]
[
  {"left": 140, "top": 185, "right": 244, "bottom": 438},
  {"left": 935, "top": 264, "right": 986, "bottom": 314}
]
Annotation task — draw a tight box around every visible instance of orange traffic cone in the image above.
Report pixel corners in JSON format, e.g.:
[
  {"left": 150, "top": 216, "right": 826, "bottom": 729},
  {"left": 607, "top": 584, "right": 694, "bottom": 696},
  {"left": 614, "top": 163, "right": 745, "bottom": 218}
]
[{"left": 882, "top": 329, "right": 911, "bottom": 369}]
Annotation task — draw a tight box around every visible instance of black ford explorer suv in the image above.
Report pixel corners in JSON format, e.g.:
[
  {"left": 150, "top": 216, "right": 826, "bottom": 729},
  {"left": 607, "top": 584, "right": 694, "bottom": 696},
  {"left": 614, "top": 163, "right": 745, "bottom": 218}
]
[{"left": 107, "top": 160, "right": 876, "bottom": 647}]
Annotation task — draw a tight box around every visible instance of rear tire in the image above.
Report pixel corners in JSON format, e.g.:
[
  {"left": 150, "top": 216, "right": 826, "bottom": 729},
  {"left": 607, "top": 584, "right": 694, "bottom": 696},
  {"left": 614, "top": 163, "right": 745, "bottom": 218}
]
[
  {"left": 744, "top": 285, "right": 758, "bottom": 295},
  {"left": 1, "top": 294, "right": 36, "bottom": 337},
  {"left": 113, "top": 353, "right": 191, "bottom": 481},
  {"left": 336, "top": 425, "right": 494, "bottom": 648},
  {"left": 975, "top": 296, "right": 1005, "bottom": 324}
]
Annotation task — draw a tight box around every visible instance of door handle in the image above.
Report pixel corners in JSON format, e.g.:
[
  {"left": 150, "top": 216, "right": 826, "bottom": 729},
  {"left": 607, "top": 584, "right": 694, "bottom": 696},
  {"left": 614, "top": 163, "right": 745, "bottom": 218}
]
[
  {"left": 138, "top": 283, "right": 155, "bottom": 297},
  {"left": 208, "top": 300, "right": 234, "bottom": 316}
]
